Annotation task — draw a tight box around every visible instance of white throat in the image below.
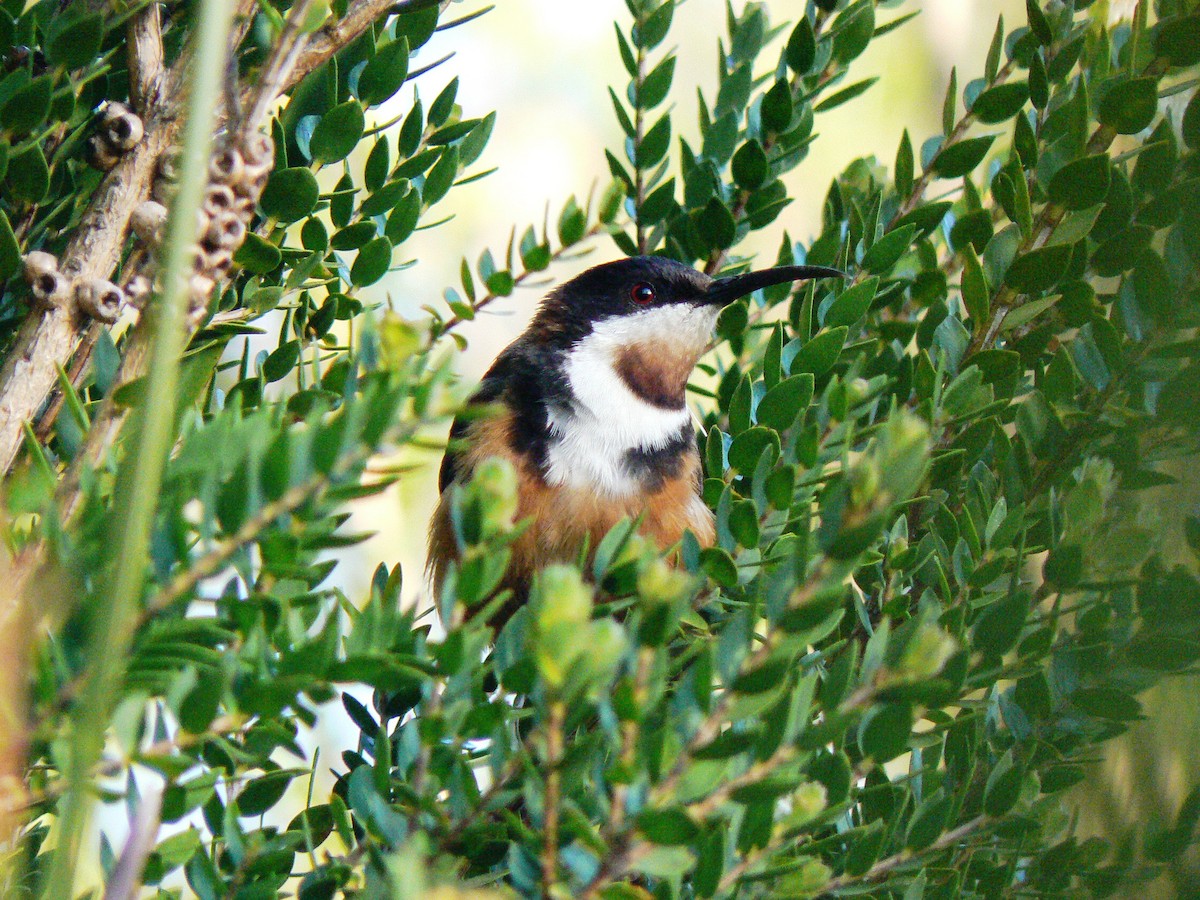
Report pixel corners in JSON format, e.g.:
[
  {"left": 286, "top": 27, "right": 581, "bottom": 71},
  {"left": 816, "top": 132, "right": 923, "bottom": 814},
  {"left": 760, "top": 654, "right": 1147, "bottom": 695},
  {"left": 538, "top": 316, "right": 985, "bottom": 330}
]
[{"left": 543, "top": 304, "right": 717, "bottom": 497}]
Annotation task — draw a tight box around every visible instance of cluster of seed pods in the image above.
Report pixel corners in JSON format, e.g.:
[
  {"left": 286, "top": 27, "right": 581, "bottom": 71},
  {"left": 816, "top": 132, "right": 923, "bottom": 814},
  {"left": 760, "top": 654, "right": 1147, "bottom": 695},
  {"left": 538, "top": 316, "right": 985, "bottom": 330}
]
[
  {"left": 131, "top": 130, "right": 273, "bottom": 323},
  {"left": 21, "top": 97, "right": 273, "bottom": 329},
  {"left": 20, "top": 103, "right": 149, "bottom": 323}
]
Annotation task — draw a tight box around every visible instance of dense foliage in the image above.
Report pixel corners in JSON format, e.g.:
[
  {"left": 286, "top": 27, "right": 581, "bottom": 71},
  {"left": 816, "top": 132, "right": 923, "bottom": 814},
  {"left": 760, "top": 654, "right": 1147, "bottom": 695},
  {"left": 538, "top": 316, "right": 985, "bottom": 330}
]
[{"left": 0, "top": 0, "right": 1198, "bottom": 897}]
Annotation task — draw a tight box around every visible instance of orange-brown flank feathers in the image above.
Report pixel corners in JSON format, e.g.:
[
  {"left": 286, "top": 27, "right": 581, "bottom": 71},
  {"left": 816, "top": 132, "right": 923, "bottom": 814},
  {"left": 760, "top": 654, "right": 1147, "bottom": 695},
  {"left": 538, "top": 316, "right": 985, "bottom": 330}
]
[{"left": 428, "top": 406, "right": 713, "bottom": 607}]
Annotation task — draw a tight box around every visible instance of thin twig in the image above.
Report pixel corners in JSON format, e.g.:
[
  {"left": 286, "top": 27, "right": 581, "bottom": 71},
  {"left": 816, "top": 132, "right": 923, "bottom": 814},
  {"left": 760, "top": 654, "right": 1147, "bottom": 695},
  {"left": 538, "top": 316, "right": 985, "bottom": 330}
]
[
  {"left": 243, "top": 0, "right": 319, "bottom": 133},
  {"left": 278, "top": 0, "right": 444, "bottom": 99},
  {"left": 127, "top": 2, "right": 165, "bottom": 114},
  {"left": 605, "top": 648, "right": 651, "bottom": 837},
  {"left": 541, "top": 700, "right": 566, "bottom": 897},
  {"left": 102, "top": 789, "right": 162, "bottom": 900},
  {"left": 817, "top": 815, "right": 991, "bottom": 895},
  {"left": 36, "top": 0, "right": 238, "bottom": 890}
]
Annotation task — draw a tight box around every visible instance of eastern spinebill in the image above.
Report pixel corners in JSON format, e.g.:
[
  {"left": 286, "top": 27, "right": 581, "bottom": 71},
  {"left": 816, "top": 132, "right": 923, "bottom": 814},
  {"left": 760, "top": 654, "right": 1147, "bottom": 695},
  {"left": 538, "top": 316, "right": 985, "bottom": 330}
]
[{"left": 428, "top": 255, "right": 842, "bottom": 619}]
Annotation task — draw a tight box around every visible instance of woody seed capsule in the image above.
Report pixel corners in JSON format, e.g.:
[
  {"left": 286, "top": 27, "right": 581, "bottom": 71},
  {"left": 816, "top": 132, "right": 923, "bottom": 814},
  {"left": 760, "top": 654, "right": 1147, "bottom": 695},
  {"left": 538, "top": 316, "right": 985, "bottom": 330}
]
[
  {"left": 23, "top": 251, "right": 70, "bottom": 308},
  {"left": 77, "top": 279, "right": 124, "bottom": 323}
]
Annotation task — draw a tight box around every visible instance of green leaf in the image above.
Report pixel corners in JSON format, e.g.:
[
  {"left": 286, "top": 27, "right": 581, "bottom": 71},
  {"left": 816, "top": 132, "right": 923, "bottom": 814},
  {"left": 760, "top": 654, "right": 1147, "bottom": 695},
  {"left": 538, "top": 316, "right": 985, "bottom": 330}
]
[
  {"left": 858, "top": 702, "right": 912, "bottom": 763},
  {"left": 932, "top": 135, "right": 996, "bottom": 178},
  {"left": 972, "top": 590, "right": 1030, "bottom": 657},
  {"left": 762, "top": 79, "right": 793, "bottom": 132},
  {"left": 895, "top": 129, "right": 914, "bottom": 197},
  {"left": 351, "top": 236, "right": 393, "bottom": 286},
  {"left": 861, "top": 224, "right": 915, "bottom": 274},
  {"left": 637, "top": 113, "right": 671, "bottom": 167},
  {"left": 984, "top": 16, "right": 1004, "bottom": 83},
  {"left": 47, "top": 12, "right": 105, "bottom": 69},
  {"left": 1011, "top": 112, "right": 1037, "bottom": 172},
  {"left": 701, "top": 547, "right": 738, "bottom": 588},
  {"left": 558, "top": 197, "right": 587, "bottom": 245},
  {"left": 832, "top": 1, "right": 874, "bottom": 64},
  {"left": 385, "top": 189, "right": 421, "bottom": 244},
  {"left": 906, "top": 791, "right": 952, "bottom": 851},
  {"left": 1091, "top": 224, "right": 1153, "bottom": 277},
  {"left": 238, "top": 769, "right": 296, "bottom": 817},
  {"left": 728, "top": 427, "right": 779, "bottom": 474},
  {"left": 6, "top": 144, "right": 48, "bottom": 203},
  {"left": 1025, "top": 0, "right": 1052, "bottom": 45},
  {"left": 1004, "top": 244, "right": 1072, "bottom": 293},
  {"left": 364, "top": 138, "right": 390, "bottom": 192},
  {"left": 310, "top": 101, "right": 365, "bottom": 164},
  {"left": 331, "top": 221, "right": 378, "bottom": 251},
  {"left": 822, "top": 278, "right": 877, "bottom": 328},
  {"left": 1153, "top": 14, "right": 1200, "bottom": 67},
  {"left": 972, "top": 82, "right": 1029, "bottom": 124},
  {"left": 814, "top": 77, "right": 878, "bottom": 113},
  {"left": 633, "top": 1, "right": 673, "bottom": 49},
  {"left": 1183, "top": 87, "right": 1200, "bottom": 150},
  {"left": 785, "top": 16, "right": 817, "bottom": 74},
  {"left": 262, "top": 341, "right": 300, "bottom": 382},
  {"left": 2, "top": 75, "right": 50, "bottom": 134},
  {"left": 983, "top": 749, "right": 1023, "bottom": 816},
  {"left": 637, "top": 55, "right": 675, "bottom": 109},
  {"left": 1071, "top": 687, "right": 1142, "bottom": 721},
  {"left": 731, "top": 140, "right": 767, "bottom": 190},
  {"left": 1048, "top": 154, "right": 1110, "bottom": 211},
  {"left": 942, "top": 67, "right": 958, "bottom": 136},
  {"left": 960, "top": 244, "right": 989, "bottom": 327},
  {"left": 695, "top": 198, "right": 735, "bottom": 252},
  {"left": 1025, "top": 53, "right": 1048, "bottom": 114},
  {"left": 234, "top": 234, "right": 282, "bottom": 273},
  {"left": 398, "top": 98, "right": 424, "bottom": 157},
  {"left": 757, "top": 374, "right": 814, "bottom": 432},
  {"left": 950, "top": 209, "right": 993, "bottom": 254},
  {"left": 261, "top": 167, "right": 319, "bottom": 222},
  {"left": 429, "top": 77, "right": 460, "bottom": 128},
  {"left": 395, "top": 5, "right": 438, "bottom": 49},
  {"left": 358, "top": 37, "right": 410, "bottom": 106},
  {"left": 1099, "top": 77, "right": 1158, "bottom": 135},
  {"left": 422, "top": 146, "right": 459, "bottom": 206},
  {"left": 0, "top": 209, "right": 19, "bottom": 279},
  {"left": 844, "top": 822, "right": 886, "bottom": 877},
  {"left": 788, "top": 326, "right": 847, "bottom": 376}
]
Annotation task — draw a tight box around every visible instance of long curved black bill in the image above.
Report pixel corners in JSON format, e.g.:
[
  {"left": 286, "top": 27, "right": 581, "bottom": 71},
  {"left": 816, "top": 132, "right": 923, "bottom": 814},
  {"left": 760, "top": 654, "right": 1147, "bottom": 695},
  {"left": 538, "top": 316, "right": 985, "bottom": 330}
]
[{"left": 705, "top": 264, "right": 845, "bottom": 306}]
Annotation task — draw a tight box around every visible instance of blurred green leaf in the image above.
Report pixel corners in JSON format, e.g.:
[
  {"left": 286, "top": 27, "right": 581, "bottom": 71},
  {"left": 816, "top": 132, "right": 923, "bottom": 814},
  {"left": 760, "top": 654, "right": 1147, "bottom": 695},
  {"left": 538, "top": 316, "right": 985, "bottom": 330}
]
[
  {"left": 1099, "top": 77, "right": 1159, "bottom": 135},
  {"left": 358, "top": 38, "right": 410, "bottom": 106},
  {"left": 261, "top": 167, "right": 320, "bottom": 222},
  {"left": 1004, "top": 244, "right": 1072, "bottom": 292},
  {"left": 1048, "top": 154, "right": 1110, "bottom": 210},
  {"left": 310, "top": 101, "right": 365, "bottom": 164},
  {"left": 972, "top": 82, "right": 1030, "bottom": 123},
  {"left": 932, "top": 135, "right": 996, "bottom": 178},
  {"left": 351, "top": 236, "right": 393, "bottom": 286}
]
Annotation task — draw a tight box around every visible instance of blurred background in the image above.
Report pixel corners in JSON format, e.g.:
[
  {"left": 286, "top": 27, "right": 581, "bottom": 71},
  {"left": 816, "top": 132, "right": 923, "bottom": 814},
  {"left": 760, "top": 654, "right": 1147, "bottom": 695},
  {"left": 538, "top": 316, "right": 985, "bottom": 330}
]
[{"left": 317, "top": 0, "right": 1197, "bottom": 894}]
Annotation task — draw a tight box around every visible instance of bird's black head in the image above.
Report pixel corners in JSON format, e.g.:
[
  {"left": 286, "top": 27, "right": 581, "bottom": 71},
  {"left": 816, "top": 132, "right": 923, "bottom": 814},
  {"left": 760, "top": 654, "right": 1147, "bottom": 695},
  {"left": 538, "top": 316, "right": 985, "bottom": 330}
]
[{"left": 528, "top": 255, "right": 842, "bottom": 347}]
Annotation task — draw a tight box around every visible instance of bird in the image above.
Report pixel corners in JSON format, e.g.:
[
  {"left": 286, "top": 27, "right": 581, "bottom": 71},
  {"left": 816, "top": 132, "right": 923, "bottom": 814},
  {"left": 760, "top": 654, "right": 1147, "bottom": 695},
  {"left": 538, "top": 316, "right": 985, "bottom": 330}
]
[{"left": 427, "top": 255, "right": 842, "bottom": 623}]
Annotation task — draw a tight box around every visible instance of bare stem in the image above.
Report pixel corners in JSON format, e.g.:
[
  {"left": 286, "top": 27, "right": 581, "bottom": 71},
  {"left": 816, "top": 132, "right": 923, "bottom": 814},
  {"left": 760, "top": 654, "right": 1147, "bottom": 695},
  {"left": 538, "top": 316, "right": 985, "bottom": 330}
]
[
  {"left": 37, "top": 0, "right": 237, "bottom": 893},
  {"left": 101, "top": 789, "right": 163, "bottom": 900},
  {"left": 541, "top": 700, "right": 566, "bottom": 897},
  {"left": 818, "top": 815, "right": 991, "bottom": 895}
]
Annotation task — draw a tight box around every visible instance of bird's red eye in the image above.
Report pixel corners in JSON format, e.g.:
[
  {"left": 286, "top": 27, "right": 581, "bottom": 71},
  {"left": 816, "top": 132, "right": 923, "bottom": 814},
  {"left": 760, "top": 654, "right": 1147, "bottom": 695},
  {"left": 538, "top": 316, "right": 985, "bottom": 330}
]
[{"left": 631, "top": 282, "right": 656, "bottom": 305}]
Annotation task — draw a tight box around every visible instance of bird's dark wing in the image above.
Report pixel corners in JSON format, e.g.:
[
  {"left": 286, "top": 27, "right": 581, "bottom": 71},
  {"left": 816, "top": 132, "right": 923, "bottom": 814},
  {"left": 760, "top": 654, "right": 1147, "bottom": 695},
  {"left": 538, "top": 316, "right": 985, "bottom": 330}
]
[{"left": 438, "top": 352, "right": 515, "bottom": 493}]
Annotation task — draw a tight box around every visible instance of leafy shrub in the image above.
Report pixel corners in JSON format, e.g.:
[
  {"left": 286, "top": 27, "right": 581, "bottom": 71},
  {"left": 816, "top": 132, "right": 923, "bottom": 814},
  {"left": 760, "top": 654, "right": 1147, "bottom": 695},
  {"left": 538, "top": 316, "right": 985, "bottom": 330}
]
[{"left": 0, "top": 0, "right": 1198, "bottom": 897}]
